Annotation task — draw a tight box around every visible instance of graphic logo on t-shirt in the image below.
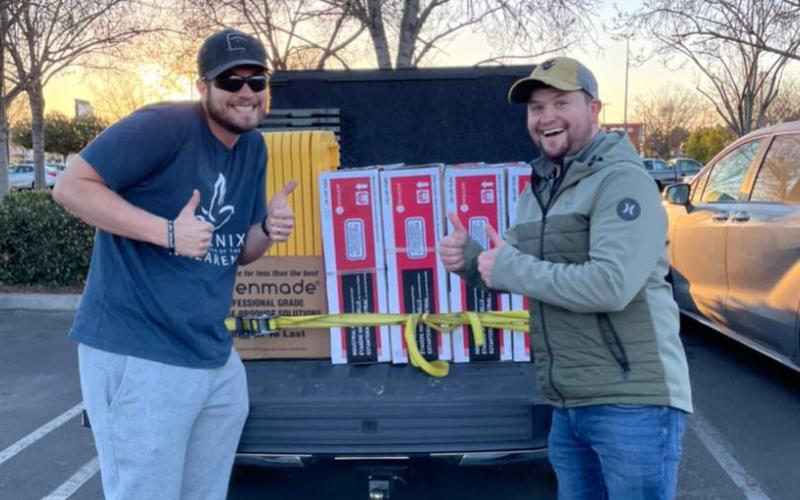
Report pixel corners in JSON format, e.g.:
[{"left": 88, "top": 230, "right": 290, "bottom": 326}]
[
  {"left": 198, "top": 174, "right": 235, "bottom": 229},
  {"left": 195, "top": 173, "right": 245, "bottom": 267}
]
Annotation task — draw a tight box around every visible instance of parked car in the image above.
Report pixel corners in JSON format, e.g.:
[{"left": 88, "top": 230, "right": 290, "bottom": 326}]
[
  {"left": 670, "top": 157, "right": 703, "bottom": 182},
  {"left": 663, "top": 120, "right": 800, "bottom": 371},
  {"left": 641, "top": 157, "right": 677, "bottom": 190},
  {"left": 8, "top": 163, "right": 61, "bottom": 189}
]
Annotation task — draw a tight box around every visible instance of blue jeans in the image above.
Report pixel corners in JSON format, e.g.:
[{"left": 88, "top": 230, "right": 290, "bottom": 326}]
[{"left": 548, "top": 405, "right": 687, "bottom": 500}]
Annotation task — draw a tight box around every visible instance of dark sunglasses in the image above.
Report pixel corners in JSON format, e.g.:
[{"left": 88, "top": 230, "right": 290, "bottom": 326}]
[{"left": 213, "top": 74, "right": 269, "bottom": 93}]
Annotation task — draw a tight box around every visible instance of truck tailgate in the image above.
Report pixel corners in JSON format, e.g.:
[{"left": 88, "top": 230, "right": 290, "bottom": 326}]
[{"left": 239, "top": 360, "right": 551, "bottom": 457}]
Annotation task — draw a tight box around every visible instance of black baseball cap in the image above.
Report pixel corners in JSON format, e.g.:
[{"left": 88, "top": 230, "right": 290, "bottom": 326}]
[{"left": 197, "top": 28, "right": 268, "bottom": 80}]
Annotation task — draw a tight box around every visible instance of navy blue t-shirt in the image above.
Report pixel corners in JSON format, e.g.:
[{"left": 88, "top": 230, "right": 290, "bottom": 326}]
[{"left": 70, "top": 102, "right": 267, "bottom": 368}]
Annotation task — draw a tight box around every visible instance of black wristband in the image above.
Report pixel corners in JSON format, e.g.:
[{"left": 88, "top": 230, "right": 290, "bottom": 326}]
[
  {"left": 167, "top": 219, "right": 176, "bottom": 255},
  {"left": 260, "top": 215, "right": 271, "bottom": 239}
]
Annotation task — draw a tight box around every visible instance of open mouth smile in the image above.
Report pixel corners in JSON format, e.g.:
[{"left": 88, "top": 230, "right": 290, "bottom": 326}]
[{"left": 541, "top": 127, "right": 565, "bottom": 137}]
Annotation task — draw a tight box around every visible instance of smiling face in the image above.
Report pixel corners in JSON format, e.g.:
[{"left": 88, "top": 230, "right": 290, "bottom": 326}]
[
  {"left": 526, "top": 87, "right": 601, "bottom": 163},
  {"left": 197, "top": 66, "right": 268, "bottom": 147}
]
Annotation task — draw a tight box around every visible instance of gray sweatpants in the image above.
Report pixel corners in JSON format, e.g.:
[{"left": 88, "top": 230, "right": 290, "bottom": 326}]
[{"left": 78, "top": 343, "right": 249, "bottom": 500}]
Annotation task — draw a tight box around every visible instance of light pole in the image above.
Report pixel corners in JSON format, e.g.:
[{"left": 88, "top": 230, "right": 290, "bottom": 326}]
[
  {"left": 602, "top": 102, "right": 611, "bottom": 124},
  {"left": 623, "top": 36, "right": 630, "bottom": 128}
]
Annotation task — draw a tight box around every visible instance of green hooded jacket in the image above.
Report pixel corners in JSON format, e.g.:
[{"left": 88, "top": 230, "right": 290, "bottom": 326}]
[{"left": 460, "top": 131, "right": 693, "bottom": 412}]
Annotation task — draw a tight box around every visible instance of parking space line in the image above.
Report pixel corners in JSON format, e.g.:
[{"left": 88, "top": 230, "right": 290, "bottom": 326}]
[
  {"left": 690, "top": 411, "right": 771, "bottom": 500},
  {"left": 41, "top": 456, "right": 99, "bottom": 500},
  {"left": 0, "top": 402, "right": 84, "bottom": 466}
]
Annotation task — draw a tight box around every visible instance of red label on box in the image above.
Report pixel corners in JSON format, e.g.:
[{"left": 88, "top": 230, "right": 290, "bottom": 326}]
[{"left": 329, "top": 177, "right": 379, "bottom": 273}]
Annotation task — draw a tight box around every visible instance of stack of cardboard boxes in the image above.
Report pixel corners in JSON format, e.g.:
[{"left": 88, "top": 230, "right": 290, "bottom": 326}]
[{"left": 232, "top": 153, "right": 536, "bottom": 366}]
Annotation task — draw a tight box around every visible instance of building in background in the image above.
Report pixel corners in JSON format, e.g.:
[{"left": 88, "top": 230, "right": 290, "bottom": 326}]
[
  {"left": 601, "top": 122, "right": 645, "bottom": 153},
  {"left": 75, "top": 99, "right": 93, "bottom": 118}
]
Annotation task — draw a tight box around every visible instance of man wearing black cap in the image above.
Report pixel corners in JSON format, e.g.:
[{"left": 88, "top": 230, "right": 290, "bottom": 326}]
[
  {"left": 439, "top": 57, "right": 692, "bottom": 499},
  {"left": 54, "top": 28, "right": 296, "bottom": 499}
]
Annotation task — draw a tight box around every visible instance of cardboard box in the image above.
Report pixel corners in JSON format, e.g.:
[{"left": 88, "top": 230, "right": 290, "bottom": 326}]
[
  {"left": 319, "top": 169, "right": 391, "bottom": 364},
  {"left": 445, "top": 165, "right": 513, "bottom": 362},
  {"left": 506, "top": 163, "right": 533, "bottom": 361},
  {"left": 230, "top": 256, "right": 330, "bottom": 359},
  {"left": 380, "top": 165, "right": 451, "bottom": 363}
]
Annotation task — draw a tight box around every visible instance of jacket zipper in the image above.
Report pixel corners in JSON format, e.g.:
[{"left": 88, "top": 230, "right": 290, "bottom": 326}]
[
  {"left": 533, "top": 181, "right": 566, "bottom": 405},
  {"left": 597, "top": 313, "right": 631, "bottom": 374}
]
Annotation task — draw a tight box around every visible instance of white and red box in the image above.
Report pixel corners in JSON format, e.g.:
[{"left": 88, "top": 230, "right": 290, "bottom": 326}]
[
  {"left": 444, "top": 165, "right": 513, "bottom": 362},
  {"left": 506, "top": 163, "right": 533, "bottom": 361},
  {"left": 380, "top": 165, "right": 451, "bottom": 363},
  {"left": 319, "top": 169, "right": 391, "bottom": 364}
]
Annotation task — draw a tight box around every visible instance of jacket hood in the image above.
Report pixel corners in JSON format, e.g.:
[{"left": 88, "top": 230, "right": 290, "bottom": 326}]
[{"left": 533, "top": 130, "right": 642, "bottom": 190}]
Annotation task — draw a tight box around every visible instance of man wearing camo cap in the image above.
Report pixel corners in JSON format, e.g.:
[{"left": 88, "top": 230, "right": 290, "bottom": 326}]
[{"left": 439, "top": 57, "right": 693, "bottom": 499}]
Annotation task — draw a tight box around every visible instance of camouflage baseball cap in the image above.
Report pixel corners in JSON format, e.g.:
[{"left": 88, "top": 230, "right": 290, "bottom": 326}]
[{"left": 508, "top": 57, "right": 599, "bottom": 103}]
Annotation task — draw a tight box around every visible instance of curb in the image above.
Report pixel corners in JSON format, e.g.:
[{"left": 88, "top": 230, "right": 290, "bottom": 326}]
[{"left": 0, "top": 293, "right": 82, "bottom": 311}]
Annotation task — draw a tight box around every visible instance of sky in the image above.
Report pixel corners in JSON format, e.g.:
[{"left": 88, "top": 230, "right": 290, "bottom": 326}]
[{"left": 40, "top": 0, "right": 796, "bottom": 125}]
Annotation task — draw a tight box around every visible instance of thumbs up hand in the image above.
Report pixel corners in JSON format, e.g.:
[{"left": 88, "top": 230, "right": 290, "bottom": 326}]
[
  {"left": 174, "top": 189, "right": 215, "bottom": 257},
  {"left": 477, "top": 224, "right": 506, "bottom": 287},
  {"left": 439, "top": 212, "right": 469, "bottom": 272},
  {"left": 265, "top": 180, "right": 298, "bottom": 242}
]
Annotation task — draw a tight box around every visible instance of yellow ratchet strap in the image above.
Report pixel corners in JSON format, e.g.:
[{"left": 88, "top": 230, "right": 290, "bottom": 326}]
[{"left": 224, "top": 311, "right": 530, "bottom": 378}]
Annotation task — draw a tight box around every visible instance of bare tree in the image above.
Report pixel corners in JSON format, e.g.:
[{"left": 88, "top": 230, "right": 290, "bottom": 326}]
[
  {"left": 87, "top": 67, "right": 160, "bottom": 121},
  {"left": 637, "top": 0, "right": 800, "bottom": 63},
  {"left": 0, "top": 0, "right": 26, "bottom": 201},
  {"left": 5, "top": 0, "right": 156, "bottom": 189},
  {"left": 764, "top": 76, "right": 800, "bottom": 125},
  {"left": 185, "top": 0, "right": 597, "bottom": 70},
  {"left": 633, "top": 85, "right": 712, "bottom": 158},
  {"left": 85, "top": 25, "right": 203, "bottom": 121},
  {"left": 626, "top": 0, "right": 798, "bottom": 136},
  {"left": 183, "top": 0, "right": 366, "bottom": 71},
  {"left": 341, "top": 0, "right": 599, "bottom": 68}
]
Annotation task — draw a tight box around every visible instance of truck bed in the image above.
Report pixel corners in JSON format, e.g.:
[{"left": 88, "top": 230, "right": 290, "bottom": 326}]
[{"left": 239, "top": 360, "right": 551, "bottom": 463}]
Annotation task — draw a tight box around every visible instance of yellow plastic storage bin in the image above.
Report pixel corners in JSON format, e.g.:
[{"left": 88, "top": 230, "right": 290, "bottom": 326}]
[{"left": 262, "top": 130, "right": 340, "bottom": 256}]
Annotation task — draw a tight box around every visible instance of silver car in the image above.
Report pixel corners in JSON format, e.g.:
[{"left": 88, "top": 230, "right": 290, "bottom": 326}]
[
  {"left": 670, "top": 157, "right": 703, "bottom": 183},
  {"left": 663, "top": 121, "right": 800, "bottom": 370},
  {"left": 8, "top": 163, "right": 60, "bottom": 189}
]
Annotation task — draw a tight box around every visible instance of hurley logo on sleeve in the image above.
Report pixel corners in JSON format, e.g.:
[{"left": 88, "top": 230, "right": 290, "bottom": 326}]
[{"left": 617, "top": 198, "right": 641, "bottom": 221}]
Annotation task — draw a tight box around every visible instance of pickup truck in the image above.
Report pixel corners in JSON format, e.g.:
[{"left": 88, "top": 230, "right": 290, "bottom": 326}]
[
  {"left": 642, "top": 157, "right": 703, "bottom": 190},
  {"left": 245, "top": 66, "right": 553, "bottom": 499},
  {"left": 238, "top": 358, "right": 550, "bottom": 497}
]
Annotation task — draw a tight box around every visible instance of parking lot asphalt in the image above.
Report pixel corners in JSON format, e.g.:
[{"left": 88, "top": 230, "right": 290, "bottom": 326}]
[{"left": 2, "top": 309, "right": 800, "bottom": 499}]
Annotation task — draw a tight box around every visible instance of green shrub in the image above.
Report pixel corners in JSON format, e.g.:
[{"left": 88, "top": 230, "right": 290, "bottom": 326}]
[{"left": 0, "top": 190, "right": 94, "bottom": 286}]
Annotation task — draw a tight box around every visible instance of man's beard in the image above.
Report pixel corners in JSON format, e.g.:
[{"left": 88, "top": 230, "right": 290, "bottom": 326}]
[{"left": 206, "top": 99, "right": 262, "bottom": 135}]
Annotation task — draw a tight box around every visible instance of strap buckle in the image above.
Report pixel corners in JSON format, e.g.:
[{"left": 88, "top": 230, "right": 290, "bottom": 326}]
[{"left": 230, "top": 315, "right": 276, "bottom": 338}]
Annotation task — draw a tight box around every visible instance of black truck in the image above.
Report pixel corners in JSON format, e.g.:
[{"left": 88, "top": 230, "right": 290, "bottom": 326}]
[{"left": 239, "top": 67, "right": 551, "bottom": 499}]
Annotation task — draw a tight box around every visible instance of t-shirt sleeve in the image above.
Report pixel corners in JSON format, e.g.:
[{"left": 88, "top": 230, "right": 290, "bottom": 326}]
[
  {"left": 250, "top": 139, "right": 268, "bottom": 225},
  {"left": 80, "top": 107, "right": 183, "bottom": 192}
]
